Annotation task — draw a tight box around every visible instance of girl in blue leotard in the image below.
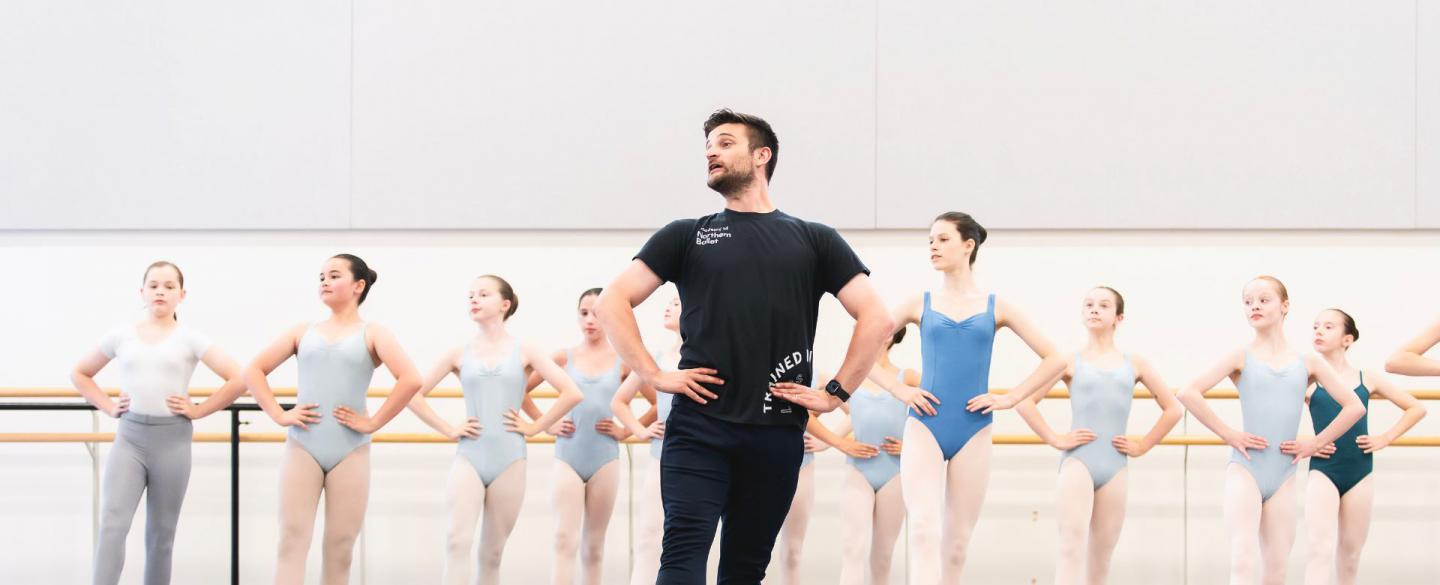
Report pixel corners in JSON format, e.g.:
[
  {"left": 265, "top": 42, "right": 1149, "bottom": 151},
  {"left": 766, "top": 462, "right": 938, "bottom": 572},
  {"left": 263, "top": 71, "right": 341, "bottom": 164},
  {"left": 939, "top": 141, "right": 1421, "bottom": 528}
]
[
  {"left": 868, "top": 212, "right": 1067, "bottom": 585},
  {"left": 807, "top": 327, "right": 913, "bottom": 585},
  {"left": 1013, "top": 286, "right": 1182, "bottom": 585},
  {"left": 535, "top": 288, "right": 633, "bottom": 585},
  {"left": 245, "top": 254, "right": 424, "bottom": 585},
  {"left": 1302, "top": 309, "right": 1424, "bottom": 585},
  {"left": 406, "top": 275, "right": 582, "bottom": 585},
  {"left": 1177, "top": 276, "right": 1363, "bottom": 585}
]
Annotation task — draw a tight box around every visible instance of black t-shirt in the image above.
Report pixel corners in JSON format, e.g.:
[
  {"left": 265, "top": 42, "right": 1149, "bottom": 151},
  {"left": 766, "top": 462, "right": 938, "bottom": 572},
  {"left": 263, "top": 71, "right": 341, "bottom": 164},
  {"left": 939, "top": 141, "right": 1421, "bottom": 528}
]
[{"left": 634, "top": 209, "right": 870, "bottom": 429}]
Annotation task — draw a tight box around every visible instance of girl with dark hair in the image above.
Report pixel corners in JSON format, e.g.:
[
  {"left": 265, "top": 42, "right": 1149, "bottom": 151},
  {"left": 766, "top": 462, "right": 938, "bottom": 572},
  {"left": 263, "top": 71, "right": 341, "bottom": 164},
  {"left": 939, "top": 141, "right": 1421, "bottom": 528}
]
[
  {"left": 858, "top": 211, "right": 1068, "bottom": 584},
  {"left": 243, "top": 254, "right": 423, "bottom": 585},
  {"left": 1302, "top": 309, "right": 1424, "bottom": 585},
  {"left": 534, "top": 287, "right": 632, "bottom": 585},
  {"left": 1177, "top": 277, "right": 1364, "bottom": 585},
  {"left": 406, "top": 275, "right": 582, "bottom": 585},
  {"left": 1012, "top": 287, "right": 1182, "bottom": 585},
  {"left": 72, "top": 261, "right": 246, "bottom": 585}
]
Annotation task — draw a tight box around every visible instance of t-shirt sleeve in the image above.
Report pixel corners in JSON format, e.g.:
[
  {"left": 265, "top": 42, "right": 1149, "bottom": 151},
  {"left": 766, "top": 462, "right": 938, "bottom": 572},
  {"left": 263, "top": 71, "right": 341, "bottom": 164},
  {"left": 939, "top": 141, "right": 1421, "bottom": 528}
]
[
  {"left": 634, "top": 219, "right": 694, "bottom": 284},
  {"left": 184, "top": 328, "right": 214, "bottom": 360},
  {"left": 814, "top": 223, "right": 870, "bottom": 296},
  {"left": 97, "top": 328, "right": 125, "bottom": 359}
]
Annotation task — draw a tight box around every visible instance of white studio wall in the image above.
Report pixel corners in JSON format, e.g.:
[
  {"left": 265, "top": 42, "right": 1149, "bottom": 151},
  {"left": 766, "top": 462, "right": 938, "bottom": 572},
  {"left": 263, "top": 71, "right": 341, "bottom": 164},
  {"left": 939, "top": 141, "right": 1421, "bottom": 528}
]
[{"left": 4, "top": 1, "right": 1440, "bottom": 230}]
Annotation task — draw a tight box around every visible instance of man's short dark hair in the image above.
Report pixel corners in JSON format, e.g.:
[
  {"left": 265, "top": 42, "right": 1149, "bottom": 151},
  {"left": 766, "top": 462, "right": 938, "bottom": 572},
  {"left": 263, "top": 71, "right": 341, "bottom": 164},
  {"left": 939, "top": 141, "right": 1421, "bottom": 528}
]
[{"left": 703, "top": 109, "right": 779, "bottom": 180}]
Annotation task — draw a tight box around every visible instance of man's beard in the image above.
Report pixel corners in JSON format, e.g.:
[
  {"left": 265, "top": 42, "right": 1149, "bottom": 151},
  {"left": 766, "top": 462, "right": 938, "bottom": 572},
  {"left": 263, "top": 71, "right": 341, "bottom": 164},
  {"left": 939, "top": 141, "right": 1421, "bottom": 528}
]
[{"left": 707, "top": 166, "right": 756, "bottom": 197}]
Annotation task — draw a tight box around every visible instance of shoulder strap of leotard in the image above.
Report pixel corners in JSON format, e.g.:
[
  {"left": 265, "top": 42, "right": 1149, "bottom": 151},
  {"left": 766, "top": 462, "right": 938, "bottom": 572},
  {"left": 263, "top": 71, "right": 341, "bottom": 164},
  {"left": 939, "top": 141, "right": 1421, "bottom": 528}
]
[
  {"left": 923, "top": 291, "right": 931, "bottom": 312},
  {"left": 986, "top": 293, "right": 996, "bottom": 315}
]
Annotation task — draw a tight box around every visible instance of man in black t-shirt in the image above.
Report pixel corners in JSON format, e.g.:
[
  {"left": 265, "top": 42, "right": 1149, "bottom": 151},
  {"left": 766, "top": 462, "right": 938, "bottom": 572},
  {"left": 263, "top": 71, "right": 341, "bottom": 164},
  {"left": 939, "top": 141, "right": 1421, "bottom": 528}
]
[{"left": 595, "top": 109, "right": 893, "bottom": 584}]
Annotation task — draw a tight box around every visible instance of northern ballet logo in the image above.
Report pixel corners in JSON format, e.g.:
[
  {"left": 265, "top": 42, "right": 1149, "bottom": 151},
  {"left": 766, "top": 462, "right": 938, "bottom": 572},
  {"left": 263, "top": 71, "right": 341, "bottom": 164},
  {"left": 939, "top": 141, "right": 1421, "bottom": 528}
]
[
  {"left": 695, "top": 225, "right": 731, "bottom": 246},
  {"left": 763, "top": 349, "right": 812, "bottom": 415}
]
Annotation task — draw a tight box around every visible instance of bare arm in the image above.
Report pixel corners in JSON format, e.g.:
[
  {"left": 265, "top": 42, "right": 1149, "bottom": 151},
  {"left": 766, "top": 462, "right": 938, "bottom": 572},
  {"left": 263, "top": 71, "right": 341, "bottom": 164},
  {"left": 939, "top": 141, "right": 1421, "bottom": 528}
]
[
  {"left": 864, "top": 295, "right": 922, "bottom": 391},
  {"left": 244, "top": 324, "right": 316, "bottom": 428},
  {"left": 863, "top": 297, "right": 941, "bottom": 415},
  {"left": 771, "top": 275, "right": 895, "bottom": 413},
  {"left": 806, "top": 408, "right": 877, "bottom": 459},
  {"left": 1118, "top": 355, "right": 1183, "bottom": 457},
  {"left": 1386, "top": 317, "right": 1440, "bottom": 376},
  {"left": 1014, "top": 358, "right": 1091, "bottom": 450},
  {"left": 969, "top": 299, "right": 1065, "bottom": 413},
  {"left": 611, "top": 371, "right": 660, "bottom": 438},
  {"left": 406, "top": 348, "right": 474, "bottom": 439},
  {"left": 334, "top": 324, "right": 423, "bottom": 434},
  {"left": 504, "top": 343, "right": 584, "bottom": 436},
  {"left": 596, "top": 260, "right": 722, "bottom": 404},
  {"left": 830, "top": 275, "right": 897, "bottom": 393},
  {"left": 522, "top": 351, "right": 574, "bottom": 436},
  {"left": 1177, "top": 349, "right": 1264, "bottom": 458},
  {"left": 174, "top": 347, "right": 246, "bottom": 419},
  {"left": 71, "top": 350, "right": 124, "bottom": 417},
  {"left": 1299, "top": 354, "right": 1366, "bottom": 460},
  {"left": 1359, "top": 370, "right": 1427, "bottom": 453}
]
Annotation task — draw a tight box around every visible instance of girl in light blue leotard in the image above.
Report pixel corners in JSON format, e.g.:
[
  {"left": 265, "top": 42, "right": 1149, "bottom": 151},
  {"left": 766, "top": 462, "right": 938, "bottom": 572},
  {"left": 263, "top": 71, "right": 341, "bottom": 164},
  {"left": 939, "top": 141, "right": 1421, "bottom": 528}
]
[
  {"left": 1177, "top": 276, "right": 1365, "bottom": 585},
  {"left": 809, "top": 327, "right": 913, "bottom": 585},
  {"left": 406, "top": 275, "right": 583, "bottom": 585},
  {"left": 1013, "top": 287, "right": 1181, "bottom": 585},
  {"left": 245, "top": 254, "right": 424, "bottom": 585},
  {"left": 540, "top": 288, "right": 632, "bottom": 585}
]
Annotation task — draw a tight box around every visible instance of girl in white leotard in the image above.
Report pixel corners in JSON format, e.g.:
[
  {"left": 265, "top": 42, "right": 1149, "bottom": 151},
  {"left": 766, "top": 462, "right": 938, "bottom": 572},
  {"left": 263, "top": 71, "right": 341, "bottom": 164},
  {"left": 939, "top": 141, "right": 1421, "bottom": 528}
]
[{"left": 72, "top": 261, "right": 246, "bottom": 585}]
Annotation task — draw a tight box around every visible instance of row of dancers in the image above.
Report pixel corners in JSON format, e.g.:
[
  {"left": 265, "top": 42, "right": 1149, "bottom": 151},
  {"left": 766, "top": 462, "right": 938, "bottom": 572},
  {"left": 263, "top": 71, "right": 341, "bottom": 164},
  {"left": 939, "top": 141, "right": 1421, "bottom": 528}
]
[{"left": 70, "top": 226, "right": 1437, "bottom": 585}]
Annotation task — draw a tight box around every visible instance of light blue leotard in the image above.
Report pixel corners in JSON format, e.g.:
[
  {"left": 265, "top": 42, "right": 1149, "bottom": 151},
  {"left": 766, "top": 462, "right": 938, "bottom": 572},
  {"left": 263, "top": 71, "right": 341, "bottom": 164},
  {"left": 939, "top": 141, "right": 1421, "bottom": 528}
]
[
  {"left": 555, "top": 351, "right": 622, "bottom": 482},
  {"left": 1061, "top": 354, "right": 1135, "bottom": 490},
  {"left": 457, "top": 343, "right": 527, "bottom": 487},
  {"left": 1229, "top": 351, "right": 1308, "bottom": 502},
  {"left": 290, "top": 323, "right": 376, "bottom": 473},
  {"left": 847, "top": 370, "right": 908, "bottom": 491}
]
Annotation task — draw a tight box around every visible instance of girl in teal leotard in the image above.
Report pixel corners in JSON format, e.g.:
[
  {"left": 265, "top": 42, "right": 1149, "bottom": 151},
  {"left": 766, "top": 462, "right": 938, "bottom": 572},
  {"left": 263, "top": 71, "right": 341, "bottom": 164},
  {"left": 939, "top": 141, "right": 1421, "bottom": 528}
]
[{"left": 1302, "top": 309, "right": 1424, "bottom": 585}]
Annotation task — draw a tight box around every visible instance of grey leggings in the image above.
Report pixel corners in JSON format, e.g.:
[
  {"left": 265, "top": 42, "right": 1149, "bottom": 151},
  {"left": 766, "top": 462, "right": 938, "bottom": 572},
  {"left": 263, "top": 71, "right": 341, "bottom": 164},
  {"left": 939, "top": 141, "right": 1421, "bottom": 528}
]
[{"left": 93, "top": 413, "right": 193, "bottom": 585}]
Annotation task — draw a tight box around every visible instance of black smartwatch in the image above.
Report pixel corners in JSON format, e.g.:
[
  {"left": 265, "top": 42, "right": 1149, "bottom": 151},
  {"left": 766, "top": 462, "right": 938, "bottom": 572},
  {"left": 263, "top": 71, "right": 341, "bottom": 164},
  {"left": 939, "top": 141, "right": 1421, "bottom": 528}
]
[{"left": 824, "top": 379, "right": 851, "bottom": 403}]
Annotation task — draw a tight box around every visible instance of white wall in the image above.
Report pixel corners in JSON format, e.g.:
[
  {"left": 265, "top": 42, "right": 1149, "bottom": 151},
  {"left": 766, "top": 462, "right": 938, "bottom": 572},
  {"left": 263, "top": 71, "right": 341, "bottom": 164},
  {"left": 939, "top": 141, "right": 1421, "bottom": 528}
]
[
  {"left": 3, "top": 228, "right": 1440, "bottom": 584},
  {"left": 4, "top": 1, "right": 1439, "bottom": 230}
]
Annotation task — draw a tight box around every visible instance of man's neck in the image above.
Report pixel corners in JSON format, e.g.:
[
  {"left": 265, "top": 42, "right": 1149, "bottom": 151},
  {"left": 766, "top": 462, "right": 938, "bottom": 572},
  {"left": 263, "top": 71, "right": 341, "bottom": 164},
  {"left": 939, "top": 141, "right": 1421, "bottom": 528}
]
[{"left": 723, "top": 184, "right": 775, "bottom": 213}]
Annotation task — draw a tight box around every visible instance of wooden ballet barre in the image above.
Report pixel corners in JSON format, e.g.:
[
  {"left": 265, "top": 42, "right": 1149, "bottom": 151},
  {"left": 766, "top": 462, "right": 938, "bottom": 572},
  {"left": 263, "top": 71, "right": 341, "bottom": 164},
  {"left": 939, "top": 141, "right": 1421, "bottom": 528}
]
[
  {"left": 6, "top": 432, "right": 1440, "bottom": 447},
  {"left": 7, "top": 387, "right": 1440, "bottom": 401},
  {"left": 0, "top": 432, "right": 644, "bottom": 444}
]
